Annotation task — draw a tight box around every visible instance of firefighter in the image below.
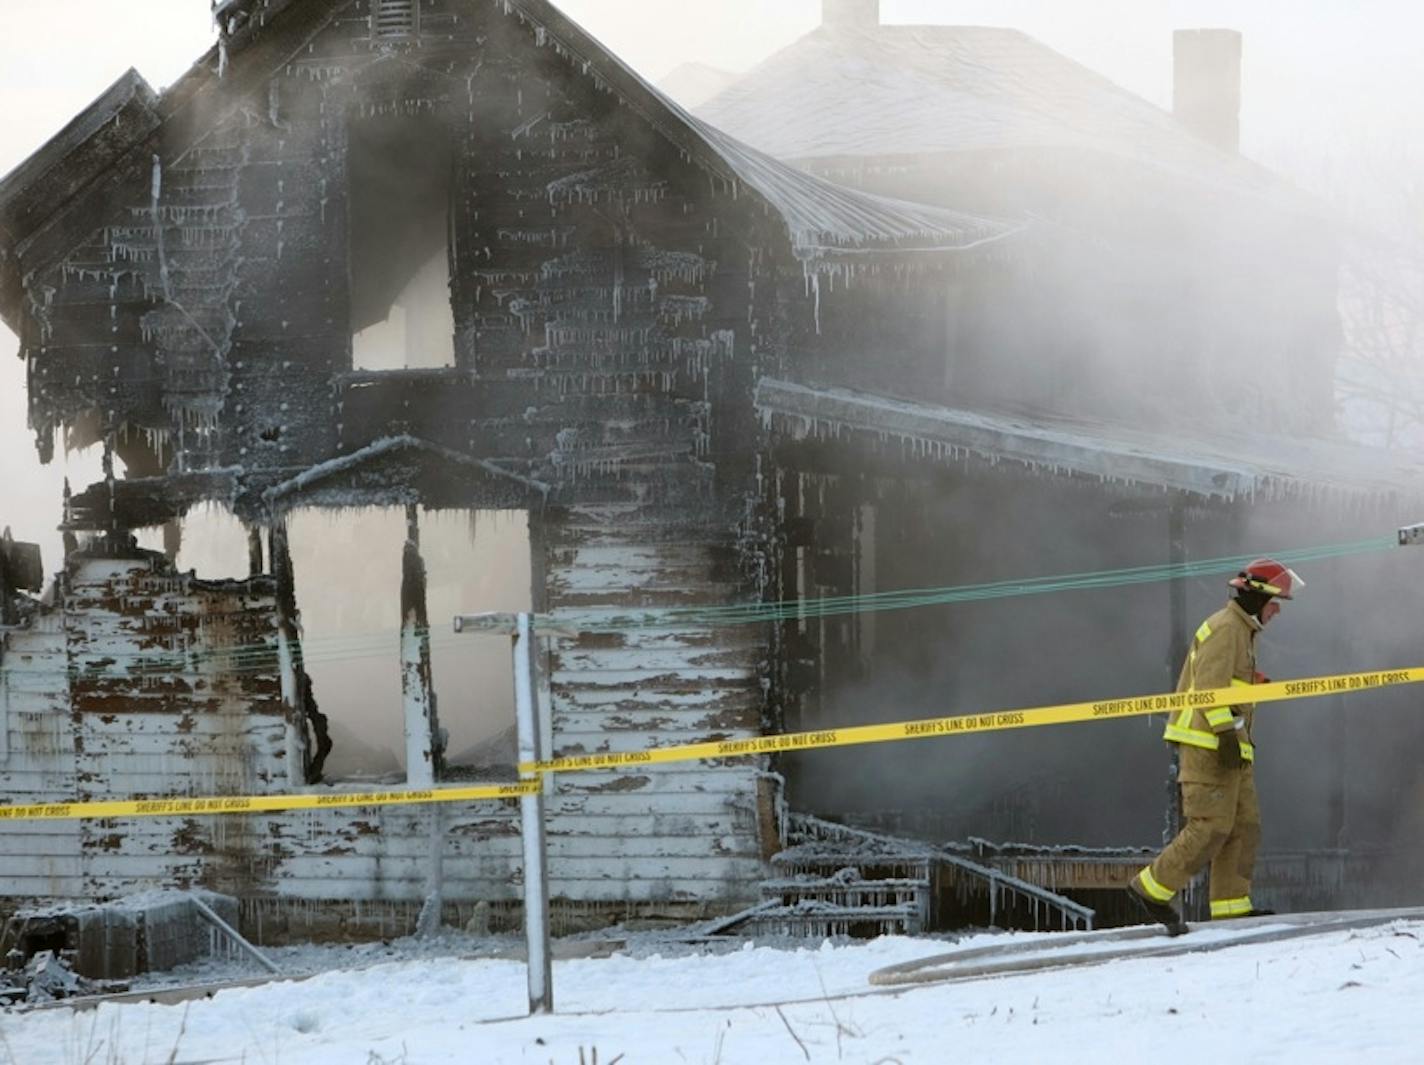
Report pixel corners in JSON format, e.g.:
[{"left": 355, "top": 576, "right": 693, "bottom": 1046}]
[{"left": 1127, "top": 558, "right": 1304, "bottom": 935}]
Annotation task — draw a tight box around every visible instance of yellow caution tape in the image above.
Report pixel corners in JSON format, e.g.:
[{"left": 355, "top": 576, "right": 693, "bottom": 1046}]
[
  {"left": 3, "top": 667, "right": 1421, "bottom": 821},
  {"left": 518, "top": 666, "right": 1424, "bottom": 774},
  {"left": 0, "top": 781, "right": 539, "bottom": 823}
]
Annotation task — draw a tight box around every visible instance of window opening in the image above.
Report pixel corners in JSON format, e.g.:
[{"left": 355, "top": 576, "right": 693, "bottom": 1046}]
[
  {"left": 139, "top": 506, "right": 534, "bottom": 783},
  {"left": 348, "top": 114, "right": 455, "bottom": 371},
  {"left": 285, "top": 507, "right": 531, "bottom": 782},
  {"left": 133, "top": 503, "right": 250, "bottom": 575}
]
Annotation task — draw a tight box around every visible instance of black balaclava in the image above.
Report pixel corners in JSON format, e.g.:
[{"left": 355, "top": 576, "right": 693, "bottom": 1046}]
[{"left": 1233, "top": 587, "right": 1272, "bottom": 619}]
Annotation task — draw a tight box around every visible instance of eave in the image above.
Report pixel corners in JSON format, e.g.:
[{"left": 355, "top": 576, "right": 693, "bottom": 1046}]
[{"left": 755, "top": 377, "right": 1424, "bottom": 506}]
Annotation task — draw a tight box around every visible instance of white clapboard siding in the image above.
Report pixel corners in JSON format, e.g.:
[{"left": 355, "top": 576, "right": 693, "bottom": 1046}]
[{"left": 543, "top": 501, "right": 769, "bottom": 907}]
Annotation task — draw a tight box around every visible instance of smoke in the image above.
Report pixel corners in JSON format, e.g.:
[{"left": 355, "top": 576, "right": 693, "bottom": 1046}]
[
  {"left": 731, "top": 7, "right": 1424, "bottom": 896},
  {"left": 784, "top": 472, "right": 1183, "bottom": 848},
  {"left": 1239, "top": 502, "right": 1424, "bottom": 905},
  {"left": 787, "top": 479, "right": 1424, "bottom": 866}
]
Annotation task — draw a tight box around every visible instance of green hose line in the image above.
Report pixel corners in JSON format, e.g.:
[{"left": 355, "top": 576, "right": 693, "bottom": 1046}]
[{"left": 0, "top": 536, "right": 1396, "bottom": 680}]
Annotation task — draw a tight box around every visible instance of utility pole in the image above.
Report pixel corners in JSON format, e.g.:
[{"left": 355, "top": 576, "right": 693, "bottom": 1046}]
[{"left": 453, "top": 611, "right": 574, "bottom": 1015}]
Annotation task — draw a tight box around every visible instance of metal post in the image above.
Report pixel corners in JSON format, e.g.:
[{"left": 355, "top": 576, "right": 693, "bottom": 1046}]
[
  {"left": 512, "top": 611, "right": 553, "bottom": 1014},
  {"left": 454, "top": 611, "right": 573, "bottom": 1014}
]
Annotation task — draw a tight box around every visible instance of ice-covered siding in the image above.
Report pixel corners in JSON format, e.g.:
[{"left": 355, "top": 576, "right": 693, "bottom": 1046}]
[
  {"left": 5, "top": 0, "right": 800, "bottom": 911},
  {"left": 542, "top": 508, "right": 770, "bottom": 904},
  {"left": 0, "top": 541, "right": 764, "bottom": 909},
  {"left": 0, "top": 549, "right": 301, "bottom": 899},
  {"left": 0, "top": 547, "right": 525, "bottom": 909},
  {"left": 443, "top": 8, "right": 774, "bottom": 904}
]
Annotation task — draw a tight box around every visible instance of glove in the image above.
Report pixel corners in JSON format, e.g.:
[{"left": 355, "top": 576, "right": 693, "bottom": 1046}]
[{"left": 1218, "top": 730, "right": 1244, "bottom": 769}]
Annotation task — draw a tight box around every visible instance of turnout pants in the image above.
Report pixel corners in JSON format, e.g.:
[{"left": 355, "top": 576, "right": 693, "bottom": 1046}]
[{"left": 1138, "top": 762, "right": 1261, "bottom": 917}]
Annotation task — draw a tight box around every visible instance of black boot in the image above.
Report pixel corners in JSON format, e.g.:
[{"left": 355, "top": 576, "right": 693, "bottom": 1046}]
[{"left": 1126, "top": 884, "right": 1188, "bottom": 936}]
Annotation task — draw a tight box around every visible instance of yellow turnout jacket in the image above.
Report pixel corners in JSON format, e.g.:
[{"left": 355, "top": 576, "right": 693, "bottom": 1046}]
[{"left": 1166, "top": 600, "right": 1261, "bottom": 775}]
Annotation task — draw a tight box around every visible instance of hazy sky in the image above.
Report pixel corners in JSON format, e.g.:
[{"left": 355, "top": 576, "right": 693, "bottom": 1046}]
[{"left": 3, "top": 0, "right": 1421, "bottom": 570}]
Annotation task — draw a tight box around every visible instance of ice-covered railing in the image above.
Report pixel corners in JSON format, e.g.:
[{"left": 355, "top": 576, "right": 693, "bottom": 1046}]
[{"left": 789, "top": 813, "right": 1096, "bottom": 932}]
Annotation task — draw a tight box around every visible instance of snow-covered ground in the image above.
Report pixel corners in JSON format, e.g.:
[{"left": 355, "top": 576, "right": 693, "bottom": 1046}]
[{"left": 5, "top": 920, "right": 1423, "bottom": 1064}]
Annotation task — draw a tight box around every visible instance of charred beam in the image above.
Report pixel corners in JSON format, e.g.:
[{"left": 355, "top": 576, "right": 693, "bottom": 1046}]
[
  {"left": 247, "top": 525, "right": 265, "bottom": 578},
  {"left": 0, "top": 528, "right": 42, "bottom": 627},
  {"left": 269, "top": 519, "right": 318, "bottom": 783},
  {"left": 401, "top": 504, "right": 442, "bottom": 786}
]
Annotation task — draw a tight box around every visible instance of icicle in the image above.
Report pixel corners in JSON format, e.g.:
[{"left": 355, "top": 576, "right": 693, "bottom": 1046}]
[{"left": 150, "top": 156, "right": 173, "bottom": 304}]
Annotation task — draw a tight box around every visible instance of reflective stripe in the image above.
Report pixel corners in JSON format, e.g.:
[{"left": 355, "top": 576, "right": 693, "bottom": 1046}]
[
  {"left": 1232, "top": 676, "right": 1256, "bottom": 754},
  {"left": 1195, "top": 621, "right": 1213, "bottom": 643},
  {"left": 1211, "top": 896, "right": 1253, "bottom": 918},
  {"left": 1164, "top": 707, "right": 1218, "bottom": 749},
  {"left": 1204, "top": 707, "right": 1236, "bottom": 728},
  {"left": 1137, "top": 866, "right": 1176, "bottom": 902},
  {"left": 1164, "top": 725, "right": 1219, "bottom": 749}
]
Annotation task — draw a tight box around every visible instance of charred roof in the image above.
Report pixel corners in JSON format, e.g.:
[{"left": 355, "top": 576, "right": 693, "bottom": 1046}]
[{"left": 0, "top": 0, "right": 1024, "bottom": 339}]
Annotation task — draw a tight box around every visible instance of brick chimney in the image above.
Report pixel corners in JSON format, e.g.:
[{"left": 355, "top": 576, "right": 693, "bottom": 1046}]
[
  {"left": 823, "top": 0, "right": 880, "bottom": 29},
  {"left": 1173, "top": 29, "right": 1242, "bottom": 154}
]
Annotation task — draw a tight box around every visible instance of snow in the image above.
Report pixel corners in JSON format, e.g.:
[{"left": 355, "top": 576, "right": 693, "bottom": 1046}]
[{"left": 7, "top": 920, "right": 1424, "bottom": 1063}]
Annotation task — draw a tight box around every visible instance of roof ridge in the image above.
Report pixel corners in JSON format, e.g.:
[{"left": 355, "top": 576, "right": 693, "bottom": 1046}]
[
  {"left": 501, "top": 0, "right": 1021, "bottom": 255},
  {"left": 696, "top": 18, "right": 1300, "bottom": 205}
]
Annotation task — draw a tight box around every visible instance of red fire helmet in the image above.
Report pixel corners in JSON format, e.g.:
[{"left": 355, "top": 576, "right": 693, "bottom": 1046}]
[{"left": 1228, "top": 558, "right": 1304, "bottom": 600}]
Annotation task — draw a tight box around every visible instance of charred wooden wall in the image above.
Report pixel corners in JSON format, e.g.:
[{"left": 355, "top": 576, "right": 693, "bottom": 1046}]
[
  {"left": 0, "top": 540, "right": 759, "bottom": 910},
  {"left": 7, "top": 0, "right": 801, "bottom": 910},
  {"left": 757, "top": 432, "right": 1180, "bottom": 849}
]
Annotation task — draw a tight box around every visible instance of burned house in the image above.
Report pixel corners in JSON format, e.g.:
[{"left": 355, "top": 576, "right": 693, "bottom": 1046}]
[
  {"left": 700, "top": 1, "right": 1424, "bottom": 894},
  {"left": 1, "top": 0, "right": 1423, "bottom": 937}
]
